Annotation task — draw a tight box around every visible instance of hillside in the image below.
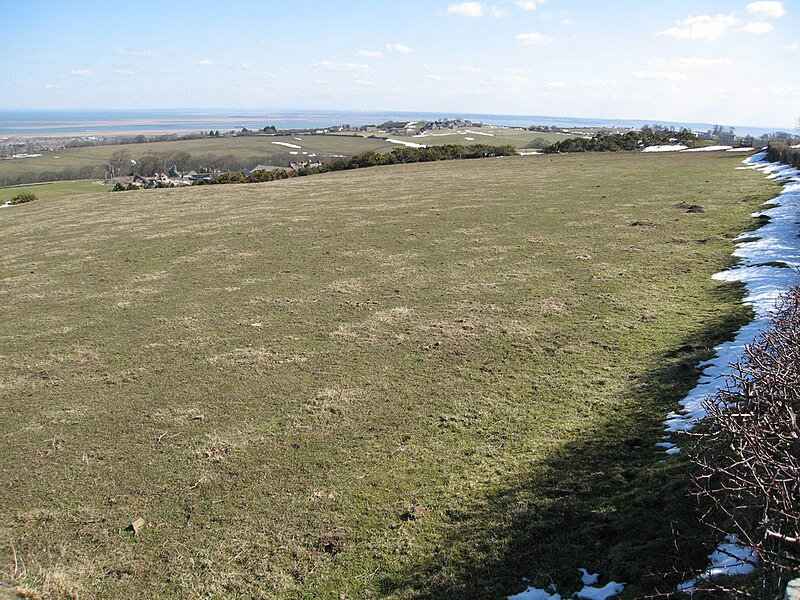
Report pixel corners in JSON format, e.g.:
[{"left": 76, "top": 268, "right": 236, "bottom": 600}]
[
  {"left": 0, "top": 152, "right": 779, "bottom": 599},
  {"left": 0, "top": 127, "right": 567, "bottom": 187}
]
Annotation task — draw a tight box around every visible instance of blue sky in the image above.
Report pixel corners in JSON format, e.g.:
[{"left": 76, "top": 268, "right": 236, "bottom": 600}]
[{"left": 2, "top": 0, "right": 798, "bottom": 127}]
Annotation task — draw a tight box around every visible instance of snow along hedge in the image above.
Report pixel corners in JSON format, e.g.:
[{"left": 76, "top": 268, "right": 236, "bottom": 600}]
[{"left": 690, "top": 283, "right": 800, "bottom": 597}]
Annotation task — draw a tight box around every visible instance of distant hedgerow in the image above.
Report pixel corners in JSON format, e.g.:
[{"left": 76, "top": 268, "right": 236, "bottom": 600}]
[{"left": 8, "top": 192, "right": 37, "bottom": 205}]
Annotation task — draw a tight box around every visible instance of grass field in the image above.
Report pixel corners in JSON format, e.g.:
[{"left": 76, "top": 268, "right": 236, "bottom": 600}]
[
  {"left": 0, "top": 127, "right": 571, "bottom": 186},
  {"left": 328, "top": 126, "right": 574, "bottom": 149},
  {"left": 0, "top": 181, "right": 107, "bottom": 203},
  {"left": 0, "top": 136, "right": 391, "bottom": 184},
  {"left": 0, "top": 152, "right": 778, "bottom": 599}
]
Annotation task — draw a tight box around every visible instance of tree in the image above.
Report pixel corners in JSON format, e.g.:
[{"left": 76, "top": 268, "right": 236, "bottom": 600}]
[{"left": 107, "top": 149, "right": 133, "bottom": 178}]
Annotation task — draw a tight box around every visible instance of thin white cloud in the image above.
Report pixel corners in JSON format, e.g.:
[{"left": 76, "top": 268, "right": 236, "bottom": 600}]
[
  {"left": 386, "top": 42, "right": 411, "bottom": 53},
  {"left": 355, "top": 50, "right": 384, "bottom": 57},
  {"left": 458, "top": 65, "right": 483, "bottom": 73},
  {"left": 114, "top": 69, "right": 135, "bottom": 76},
  {"left": 446, "top": 2, "right": 506, "bottom": 17},
  {"left": 117, "top": 49, "right": 160, "bottom": 57},
  {"left": 502, "top": 68, "right": 530, "bottom": 84},
  {"left": 745, "top": 1, "right": 786, "bottom": 18},
  {"left": 737, "top": 21, "right": 774, "bottom": 34},
  {"left": 516, "top": 32, "right": 554, "bottom": 45},
  {"left": 657, "top": 13, "right": 740, "bottom": 41},
  {"left": 516, "top": 0, "right": 546, "bottom": 9},
  {"left": 447, "top": 2, "right": 485, "bottom": 16},
  {"left": 545, "top": 79, "right": 617, "bottom": 90},
  {"left": 69, "top": 69, "right": 90, "bottom": 76},
  {"left": 633, "top": 70, "right": 688, "bottom": 82},
  {"left": 197, "top": 59, "right": 213, "bottom": 65},
  {"left": 650, "top": 57, "right": 736, "bottom": 68},
  {"left": 634, "top": 56, "right": 738, "bottom": 81},
  {"left": 313, "top": 61, "right": 370, "bottom": 73}
]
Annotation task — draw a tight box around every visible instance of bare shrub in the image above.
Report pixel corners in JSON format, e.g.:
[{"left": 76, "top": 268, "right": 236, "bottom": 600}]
[{"left": 691, "top": 285, "right": 800, "bottom": 597}]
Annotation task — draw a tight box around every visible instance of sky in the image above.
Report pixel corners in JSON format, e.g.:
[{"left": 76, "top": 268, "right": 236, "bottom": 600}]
[{"left": 1, "top": 0, "right": 798, "bottom": 128}]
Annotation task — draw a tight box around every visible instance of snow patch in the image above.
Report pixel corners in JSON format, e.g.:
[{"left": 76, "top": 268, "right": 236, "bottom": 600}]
[
  {"left": 386, "top": 139, "right": 427, "bottom": 148},
  {"left": 727, "top": 147, "right": 755, "bottom": 152},
  {"left": 518, "top": 151, "right": 543, "bottom": 156},
  {"left": 508, "top": 572, "right": 623, "bottom": 600},
  {"left": 507, "top": 586, "right": 561, "bottom": 600},
  {"left": 576, "top": 582, "right": 626, "bottom": 600},
  {"left": 579, "top": 569, "right": 599, "bottom": 586},
  {"left": 664, "top": 152, "right": 800, "bottom": 436},
  {"left": 464, "top": 129, "right": 495, "bottom": 137},
  {"left": 642, "top": 145, "right": 687, "bottom": 152},
  {"left": 465, "top": 137, "right": 475, "bottom": 141},
  {"left": 271, "top": 141, "right": 302, "bottom": 149},
  {"left": 677, "top": 535, "right": 758, "bottom": 594},
  {"left": 681, "top": 145, "right": 733, "bottom": 152}
]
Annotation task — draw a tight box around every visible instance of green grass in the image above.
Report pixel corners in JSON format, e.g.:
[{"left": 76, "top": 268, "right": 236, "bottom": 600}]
[
  {"left": 0, "top": 181, "right": 107, "bottom": 203},
  {"left": 0, "top": 152, "right": 778, "bottom": 599}
]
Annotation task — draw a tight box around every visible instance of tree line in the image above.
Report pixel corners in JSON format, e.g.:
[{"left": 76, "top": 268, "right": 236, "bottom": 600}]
[{"left": 542, "top": 127, "right": 697, "bottom": 154}]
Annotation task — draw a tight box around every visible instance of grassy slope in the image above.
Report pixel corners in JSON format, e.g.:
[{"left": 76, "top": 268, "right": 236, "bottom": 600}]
[
  {"left": 0, "top": 152, "right": 778, "bottom": 599},
  {"left": 0, "top": 128, "right": 565, "bottom": 185},
  {"left": 0, "top": 181, "right": 106, "bottom": 203}
]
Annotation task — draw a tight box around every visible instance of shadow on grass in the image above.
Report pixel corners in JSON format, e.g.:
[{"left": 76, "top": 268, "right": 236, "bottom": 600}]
[{"left": 379, "top": 298, "right": 752, "bottom": 599}]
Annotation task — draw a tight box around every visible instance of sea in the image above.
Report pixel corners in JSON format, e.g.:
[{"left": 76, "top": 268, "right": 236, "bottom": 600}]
[{"left": 0, "top": 109, "right": 787, "bottom": 138}]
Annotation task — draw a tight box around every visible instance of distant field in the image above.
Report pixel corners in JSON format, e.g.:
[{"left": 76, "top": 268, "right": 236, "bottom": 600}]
[
  {"left": 0, "top": 128, "right": 581, "bottom": 187},
  {"left": 0, "top": 152, "right": 776, "bottom": 599},
  {"left": 328, "top": 125, "right": 576, "bottom": 149},
  {"left": 0, "top": 135, "right": 393, "bottom": 184},
  {"left": 0, "top": 180, "right": 106, "bottom": 203}
]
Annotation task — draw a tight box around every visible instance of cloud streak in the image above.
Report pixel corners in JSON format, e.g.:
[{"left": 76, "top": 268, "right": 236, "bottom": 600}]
[
  {"left": 313, "top": 61, "right": 370, "bottom": 73},
  {"left": 446, "top": 2, "right": 506, "bottom": 17},
  {"left": 516, "top": 32, "right": 554, "bottom": 45},
  {"left": 386, "top": 42, "right": 411, "bottom": 53}
]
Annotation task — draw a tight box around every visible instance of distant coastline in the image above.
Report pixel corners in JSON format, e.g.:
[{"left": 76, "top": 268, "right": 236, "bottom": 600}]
[{"left": 0, "top": 109, "right": 788, "bottom": 138}]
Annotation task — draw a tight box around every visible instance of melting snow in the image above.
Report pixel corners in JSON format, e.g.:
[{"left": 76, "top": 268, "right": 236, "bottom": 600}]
[
  {"left": 576, "top": 582, "right": 626, "bottom": 600},
  {"left": 464, "top": 129, "right": 495, "bottom": 136},
  {"left": 677, "top": 535, "right": 758, "bottom": 593},
  {"left": 663, "top": 152, "right": 800, "bottom": 437},
  {"left": 386, "top": 139, "right": 427, "bottom": 148},
  {"left": 727, "top": 147, "right": 755, "bottom": 152},
  {"left": 508, "top": 587, "right": 561, "bottom": 600},
  {"left": 271, "top": 141, "right": 302, "bottom": 149},
  {"left": 508, "top": 570, "right": 623, "bottom": 600},
  {"left": 682, "top": 145, "right": 734, "bottom": 152},
  {"left": 642, "top": 145, "right": 687, "bottom": 152},
  {"left": 579, "top": 569, "right": 599, "bottom": 585}
]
